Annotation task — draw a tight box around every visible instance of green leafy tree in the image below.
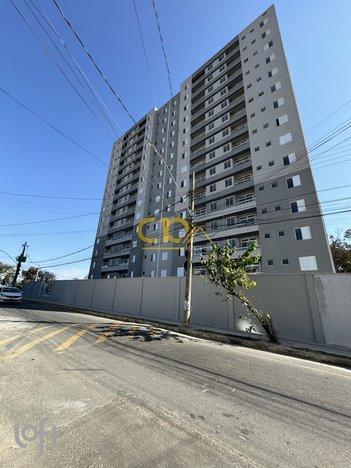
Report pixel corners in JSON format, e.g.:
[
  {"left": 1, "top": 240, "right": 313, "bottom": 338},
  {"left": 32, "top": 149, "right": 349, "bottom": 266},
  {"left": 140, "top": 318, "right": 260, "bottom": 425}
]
[
  {"left": 20, "top": 267, "right": 56, "bottom": 284},
  {"left": 330, "top": 229, "right": 351, "bottom": 273},
  {"left": 0, "top": 262, "right": 15, "bottom": 285},
  {"left": 201, "top": 242, "right": 279, "bottom": 343}
]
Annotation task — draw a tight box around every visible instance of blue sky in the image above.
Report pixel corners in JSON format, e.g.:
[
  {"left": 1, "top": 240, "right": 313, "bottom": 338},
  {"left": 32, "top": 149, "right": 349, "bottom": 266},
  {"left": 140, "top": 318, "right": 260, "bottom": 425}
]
[{"left": 1, "top": 0, "right": 351, "bottom": 278}]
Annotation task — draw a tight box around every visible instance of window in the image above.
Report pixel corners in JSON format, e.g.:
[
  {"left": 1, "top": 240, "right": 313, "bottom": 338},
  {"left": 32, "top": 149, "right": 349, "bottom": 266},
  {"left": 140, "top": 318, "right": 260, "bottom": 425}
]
[
  {"left": 256, "top": 165, "right": 262, "bottom": 171},
  {"left": 224, "top": 159, "right": 231, "bottom": 169},
  {"left": 209, "top": 151, "right": 216, "bottom": 159},
  {"left": 225, "top": 177, "right": 233, "bottom": 187},
  {"left": 291, "top": 199, "right": 306, "bottom": 213},
  {"left": 150, "top": 253, "right": 156, "bottom": 262},
  {"left": 279, "top": 132, "right": 292, "bottom": 145},
  {"left": 210, "top": 221, "right": 218, "bottom": 231},
  {"left": 132, "top": 240, "right": 137, "bottom": 248},
  {"left": 209, "top": 166, "right": 216, "bottom": 175},
  {"left": 259, "top": 186, "right": 264, "bottom": 191},
  {"left": 278, "top": 230, "right": 285, "bottom": 237},
  {"left": 161, "top": 252, "right": 168, "bottom": 260},
  {"left": 226, "top": 196, "right": 234, "bottom": 207},
  {"left": 222, "top": 128, "right": 230, "bottom": 137},
  {"left": 261, "top": 106, "right": 266, "bottom": 112},
  {"left": 254, "top": 146, "right": 260, "bottom": 152},
  {"left": 250, "top": 112, "right": 256, "bottom": 118},
  {"left": 176, "top": 267, "right": 185, "bottom": 277},
  {"left": 275, "top": 205, "right": 281, "bottom": 211},
  {"left": 252, "top": 128, "right": 257, "bottom": 134},
  {"left": 222, "top": 113, "right": 229, "bottom": 122},
  {"left": 263, "top": 123, "right": 269, "bottom": 129},
  {"left": 223, "top": 143, "right": 231, "bottom": 153},
  {"left": 276, "top": 114, "right": 289, "bottom": 126},
  {"left": 264, "top": 233, "right": 271, "bottom": 239},
  {"left": 207, "top": 85, "right": 213, "bottom": 93},
  {"left": 258, "top": 91, "right": 264, "bottom": 97},
  {"left": 160, "top": 270, "right": 167, "bottom": 277},
  {"left": 268, "top": 160, "right": 274, "bottom": 166},
  {"left": 262, "top": 208, "right": 267, "bottom": 214},
  {"left": 299, "top": 256, "right": 318, "bottom": 271},
  {"left": 295, "top": 226, "right": 312, "bottom": 240},
  {"left": 220, "top": 76, "right": 227, "bottom": 84},
  {"left": 263, "top": 40, "right": 273, "bottom": 51},
  {"left": 208, "top": 122, "right": 214, "bottom": 130},
  {"left": 208, "top": 136, "right": 215, "bottom": 145},
  {"left": 272, "top": 182, "right": 277, "bottom": 188},
  {"left": 268, "top": 67, "right": 279, "bottom": 78},
  {"left": 266, "top": 141, "right": 272, "bottom": 148},
  {"left": 266, "top": 53, "right": 276, "bottom": 64},
  {"left": 226, "top": 217, "right": 235, "bottom": 227},
  {"left": 283, "top": 153, "right": 296, "bottom": 166},
  {"left": 247, "top": 83, "right": 252, "bottom": 89},
  {"left": 181, "top": 165, "right": 187, "bottom": 173},
  {"left": 221, "top": 100, "right": 228, "bottom": 108},
  {"left": 267, "top": 259, "right": 274, "bottom": 266},
  {"left": 208, "top": 109, "right": 214, "bottom": 117},
  {"left": 207, "top": 97, "right": 214, "bottom": 105},
  {"left": 210, "top": 201, "right": 217, "bottom": 211},
  {"left": 287, "top": 175, "right": 301, "bottom": 188},
  {"left": 209, "top": 184, "right": 216, "bottom": 193},
  {"left": 282, "top": 258, "right": 289, "bottom": 265},
  {"left": 271, "top": 81, "right": 281, "bottom": 92}
]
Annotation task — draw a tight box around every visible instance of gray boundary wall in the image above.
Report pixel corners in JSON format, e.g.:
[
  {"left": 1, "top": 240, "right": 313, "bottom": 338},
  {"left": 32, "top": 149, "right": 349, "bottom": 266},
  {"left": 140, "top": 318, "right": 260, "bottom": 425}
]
[{"left": 22, "top": 274, "right": 351, "bottom": 350}]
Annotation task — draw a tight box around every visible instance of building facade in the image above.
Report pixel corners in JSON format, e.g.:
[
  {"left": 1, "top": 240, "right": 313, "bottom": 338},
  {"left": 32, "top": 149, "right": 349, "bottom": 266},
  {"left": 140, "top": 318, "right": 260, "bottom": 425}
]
[{"left": 89, "top": 5, "right": 334, "bottom": 279}]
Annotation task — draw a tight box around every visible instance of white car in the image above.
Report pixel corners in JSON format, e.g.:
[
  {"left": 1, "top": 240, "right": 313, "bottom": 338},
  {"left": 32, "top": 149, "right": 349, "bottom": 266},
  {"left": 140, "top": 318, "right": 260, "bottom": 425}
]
[{"left": 0, "top": 286, "right": 23, "bottom": 304}]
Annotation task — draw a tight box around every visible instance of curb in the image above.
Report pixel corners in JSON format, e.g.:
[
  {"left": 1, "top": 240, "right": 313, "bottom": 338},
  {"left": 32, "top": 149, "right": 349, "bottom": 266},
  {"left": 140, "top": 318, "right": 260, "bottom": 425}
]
[{"left": 25, "top": 299, "right": 351, "bottom": 370}]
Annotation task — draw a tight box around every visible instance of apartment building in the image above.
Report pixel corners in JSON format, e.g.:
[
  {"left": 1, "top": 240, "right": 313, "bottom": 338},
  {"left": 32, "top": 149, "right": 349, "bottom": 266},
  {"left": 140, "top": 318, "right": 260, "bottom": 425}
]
[{"left": 89, "top": 4, "right": 334, "bottom": 279}]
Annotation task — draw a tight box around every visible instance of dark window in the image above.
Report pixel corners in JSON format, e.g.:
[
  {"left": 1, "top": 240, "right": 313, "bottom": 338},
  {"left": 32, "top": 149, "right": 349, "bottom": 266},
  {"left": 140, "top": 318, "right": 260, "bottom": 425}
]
[
  {"left": 266, "top": 142, "right": 272, "bottom": 148},
  {"left": 268, "top": 159, "right": 274, "bottom": 165},
  {"left": 254, "top": 146, "right": 260, "bottom": 152},
  {"left": 261, "top": 106, "right": 266, "bottom": 112},
  {"left": 275, "top": 205, "right": 281, "bottom": 211},
  {"left": 282, "top": 258, "right": 289, "bottom": 265},
  {"left": 295, "top": 228, "right": 302, "bottom": 240},
  {"left": 264, "top": 233, "right": 271, "bottom": 238},
  {"left": 259, "top": 186, "right": 264, "bottom": 191},
  {"left": 283, "top": 156, "right": 290, "bottom": 166},
  {"left": 287, "top": 178, "right": 294, "bottom": 189},
  {"left": 267, "top": 259, "right": 274, "bottom": 266},
  {"left": 256, "top": 165, "right": 262, "bottom": 170},
  {"left": 262, "top": 208, "right": 267, "bottom": 214},
  {"left": 278, "top": 230, "right": 285, "bottom": 237},
  {"left": 291, "top": 202, "right": 298, "bottom": 213},
  {"left": 272, "top": 182, "right": 277, "bottom": 188}
]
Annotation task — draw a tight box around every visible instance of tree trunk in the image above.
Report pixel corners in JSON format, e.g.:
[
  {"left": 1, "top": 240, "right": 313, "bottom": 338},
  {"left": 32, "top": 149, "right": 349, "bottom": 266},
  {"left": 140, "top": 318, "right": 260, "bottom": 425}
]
[{"left": 233, "top": 290, "right": 279, "bottom": 343}]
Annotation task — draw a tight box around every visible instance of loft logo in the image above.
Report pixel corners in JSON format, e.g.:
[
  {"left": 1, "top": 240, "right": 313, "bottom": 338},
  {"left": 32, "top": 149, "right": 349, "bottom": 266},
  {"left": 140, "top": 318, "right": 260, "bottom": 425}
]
[{"left": 137, "top": 216, "right": 206, "bottom": 250}]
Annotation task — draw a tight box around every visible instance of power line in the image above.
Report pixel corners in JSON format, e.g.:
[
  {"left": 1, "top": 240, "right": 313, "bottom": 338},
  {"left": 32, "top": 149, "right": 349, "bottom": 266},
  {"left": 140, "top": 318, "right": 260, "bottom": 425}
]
[
  {"left": 30, "top": 244, "right": 94, "bottom": 263},
  {"left": 33, "top": 256, "right": 92, "bottom": 268},
  {"left": 9, "top": 0, "right": 115, "bottom": 140},
  {"left": 306, "top": 97, "right": 351, "bottom": 134},
  {"left": 51, "top": 0, "right": 136, "bottom": 124},
  {"left": 0, "top": 229, "right": 96, "bottom": 237},
  {"left": 132, "top": 0, "right": 158, "bottom": 106},
  {"left": 27, "top": 0, "right": 123, "bottom": 137},
  {"left": 0, "top": 191, "right": 102, "bottom": 200},
  {"left": 151, "top": 0, "right": 173, "bottom": 98},
  {"left": 0, "top": 212, "right": 98, "bottom": 227},
  {"left": 0, "top": 86, "right": 107, "bottom": 166}
]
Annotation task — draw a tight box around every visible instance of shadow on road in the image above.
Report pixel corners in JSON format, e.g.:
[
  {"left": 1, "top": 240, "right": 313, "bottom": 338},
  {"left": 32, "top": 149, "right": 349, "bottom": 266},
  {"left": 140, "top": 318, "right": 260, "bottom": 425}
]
[{"left": 91, "top": 324, "right": 184, "bottom": 343}]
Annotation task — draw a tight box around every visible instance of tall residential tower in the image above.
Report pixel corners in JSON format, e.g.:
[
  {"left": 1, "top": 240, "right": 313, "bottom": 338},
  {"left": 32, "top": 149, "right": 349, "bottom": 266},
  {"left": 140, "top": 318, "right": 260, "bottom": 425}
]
[{"left": 89, "top": 5, "right": 334, "bottom": 279}]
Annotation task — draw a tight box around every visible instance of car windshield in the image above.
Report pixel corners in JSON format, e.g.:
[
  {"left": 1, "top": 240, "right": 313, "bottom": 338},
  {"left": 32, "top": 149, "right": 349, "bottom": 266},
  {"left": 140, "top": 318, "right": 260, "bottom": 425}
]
[{"left": 2, "top": 287, "right": 20, "bottom": 293}]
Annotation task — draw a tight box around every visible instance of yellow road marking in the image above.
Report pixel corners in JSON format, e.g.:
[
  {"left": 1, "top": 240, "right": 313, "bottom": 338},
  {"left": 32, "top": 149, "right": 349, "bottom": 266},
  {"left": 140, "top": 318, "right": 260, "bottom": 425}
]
[
  {"left": 55, "top": 324, "right": 97, "bottom": 351},
  {"left": 0, "top": 325, "right": 51, "bottom": 348},
  {"left": 0, "top": 325, "right": 73, "bottom": 362},
  {"left": 0, "top": 335, "right": 21, "bottom": 346}
]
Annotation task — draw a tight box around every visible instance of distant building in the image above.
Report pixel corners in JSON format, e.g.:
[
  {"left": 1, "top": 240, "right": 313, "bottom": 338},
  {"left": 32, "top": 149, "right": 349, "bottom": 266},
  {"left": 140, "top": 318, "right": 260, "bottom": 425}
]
[{"left": 89, "top": 5, "right": 334, "bottom": 279}]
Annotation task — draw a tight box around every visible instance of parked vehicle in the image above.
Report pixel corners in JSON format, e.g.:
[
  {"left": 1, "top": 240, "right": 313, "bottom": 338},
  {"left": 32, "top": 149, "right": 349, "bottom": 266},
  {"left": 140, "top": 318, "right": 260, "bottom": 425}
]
[{"left": 0, "top": 286, "right": 22, "bottom": 304}]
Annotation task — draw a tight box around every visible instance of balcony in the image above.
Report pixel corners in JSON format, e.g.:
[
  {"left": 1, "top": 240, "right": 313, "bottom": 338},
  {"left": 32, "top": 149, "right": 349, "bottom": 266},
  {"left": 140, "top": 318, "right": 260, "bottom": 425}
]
[
  {"left": 105, "top": 233, "right": 132, "bottom": 246},
  {"left": 101, "top": 261, "right": 129, "bottom": 272}
]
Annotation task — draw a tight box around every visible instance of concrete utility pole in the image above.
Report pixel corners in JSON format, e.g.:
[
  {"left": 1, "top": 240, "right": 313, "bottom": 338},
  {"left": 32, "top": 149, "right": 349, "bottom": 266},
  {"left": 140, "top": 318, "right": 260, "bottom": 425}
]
[
  {"left": 183, "top": 172, "right": 196, "bottom": 328},
  {"left": 12, "top": 242, "right": 28, "bottom": 286}
]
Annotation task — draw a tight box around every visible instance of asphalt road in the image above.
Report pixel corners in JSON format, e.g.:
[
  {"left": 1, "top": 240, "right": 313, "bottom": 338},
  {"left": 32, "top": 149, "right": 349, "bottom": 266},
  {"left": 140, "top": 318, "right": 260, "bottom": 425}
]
[{"left": 0, "top": 302, "right": 350, "bottom": 467}]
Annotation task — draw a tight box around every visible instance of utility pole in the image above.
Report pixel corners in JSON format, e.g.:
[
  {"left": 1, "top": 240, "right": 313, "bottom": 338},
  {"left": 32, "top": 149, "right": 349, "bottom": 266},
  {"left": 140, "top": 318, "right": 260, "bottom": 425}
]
[
  {"left": 12, "top": 242, "right": 28, "bottom": 286},
  {"left": 183, "top": 172, "right": 196, "bottom": 328}
]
